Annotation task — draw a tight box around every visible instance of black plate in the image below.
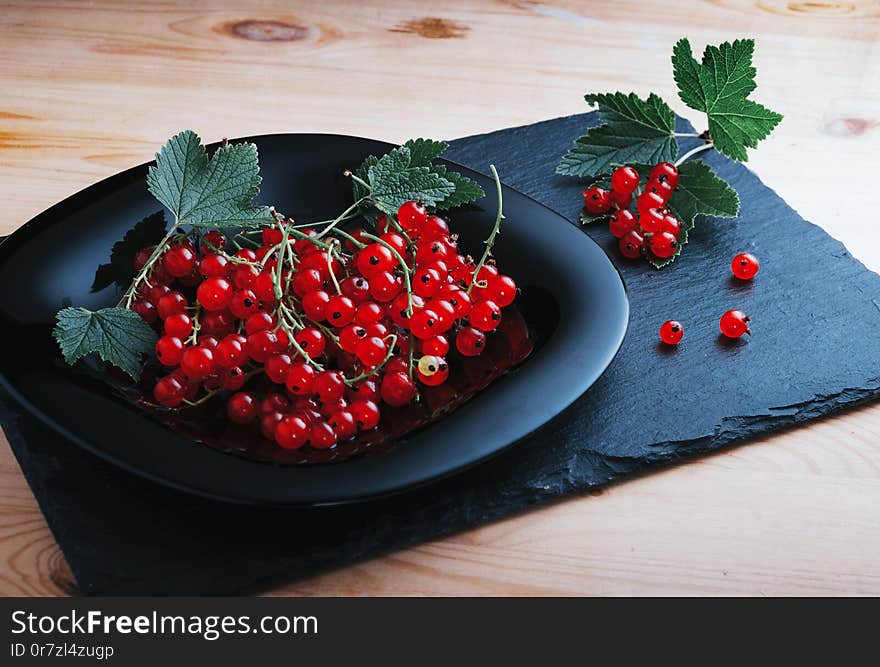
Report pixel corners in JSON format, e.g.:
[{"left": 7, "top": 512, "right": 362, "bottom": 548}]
[{"left": 0, "top": 134, "right": 628, "bottom": 505}]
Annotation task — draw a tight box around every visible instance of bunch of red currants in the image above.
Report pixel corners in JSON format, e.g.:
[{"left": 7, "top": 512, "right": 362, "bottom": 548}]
[
  {"left": 582, "top": 161, "right": 682, "bottom": 261},
  {"left": 131, "top": 200, "right": 517, "bottom": 451}
]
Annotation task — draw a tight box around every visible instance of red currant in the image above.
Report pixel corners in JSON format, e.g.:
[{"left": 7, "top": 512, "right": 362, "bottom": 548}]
[
  {"left": 357, "top": 243, "right": 395, "bottom": 277},
  {"left": 292, "top": 269, "right": 323, "bottom": 297},
  {"left": 275, "top": 415, "right": 309, "bottom": 450},
  {"left": 294, "top": 327, "right": 326, "bottom": 358},
  {"left": 246, "top": 329, "right": 280, "bottom": 363},
  {"left": 368, "top": 271, "right": 401, "bottom": 303},
  {"left": 340, "top": 276, "right": 371, "bottom": 305},
  {"left": 380, "top": 372, "right": 417, "bottom": 407},
  {"left": 583, "top": 186, "right": 612, "bottom": 215},
  {"left": 180, "top": 346, "right": 215, "bottom": 380},
  {"left": 132, "top": 300, "right": 157, "bottom": 323},
  {"left": 163, "top": 245, "right": 197, "bottom": 278},
  {"left": 455, "top": 326, "right": 486, "bottom": 357},
  {"left": 221, "top": 367, "right": 247, "bottom": 391},
  {"left": 228, "top": 289, "right": 259, "bottom": 319},
  {"left": 611, "top": 190, "right": 632, "bottom": 210},
  {"left": 200, "top": 230, "right": 226, "bottom": 253},
  {"left": 659, "top": 320, "right": 683, "bottom": 345},
  {"left": 416, "top": 355, "right": 449, "bottom": 386},
  {"left": 310, "top": 421, "right": 338, "bottom": 449},
  {"left": 731, "top": 253, "right": 760, "bottom": 280},
  {"left": 421, "top": 215, "right": 450, "bottom": 242},
  {"left": 649, "top": 162, "right": 679, "bottom": 189},
  {"left": 338, "top": 324, "right": 368, "bottom": 353},
  {"left": 644, "top": 178, "right": 674, "bottom": 202},
  {"left": 639, "top": 207, "right": 665, "bottom": 234},
  {"left": 611, "top": 165, "right": 640, "bottom": 194},
  {"left": 328, "top": 409, "right": 357, "bottom": 440},
  {"left": 156, "top": 291, "right": 187, "bottom": 319},
  {"left": 313, "top": 370, "right": 346, "bottom": 403},
  {"left": 649, "top": 231, "right": 678, "bottom": 259},
  {"left": 301, "top": 290, "right": 330, "bottom": 321},
  {"left": 422, "top": 335, "right": 449, "bottom": 356},
  {"left": 153, "top": 374, "right": 185, "bottom": 408},
  {"left": 156, "top": 335, "right": 184, "bottom": 366},
  {"left": 379, "top": 232, "right": 407, "bottom": 254},
  {"left": 200, "top": 310, "right": 234, "bottom": 338},
  {"left": 661, "top": 214, "right": 681, "bottom": 238},
  {"left": 487, "top": 275, "right": 517, "bottom": 307},
  {"left": 325, "top": 295, "right": 355, "bottom": 327},
  {"left": 413, "top": 267, "right": 442, "bottom": 298},
  {"left": 636, "top": 191, "right": 665, "bottom": 215},
  {"left": 470, "top": 300, "right": 502, "bottom": 332},
  {"left": 350, "top": 399, "right": 381, "bottom": 430},
  {"left": 608, "top": 209, "right": 637, "bottom": 239},
  {"left": 215, "top": 334, "right": 248, "bottom": 368},
  {"left": 720, "top": 310, "right": 750, "bottom": 338},
  {"left": 397, "top": 200, "right": 428, "bottom": 234},
  {"left": 265, "top": 353, "right": 293, "bottom": 384},
  {"left": 409, "top": 308, "right": 441, "bottom": 339},
  {"left": 245, "top": 311, "right": 275, "bottom": 335},
  {"left": 252, "top": 270, "right": 276, "bottom": 304},
  {"left": 227, "top": 392, "right": 258, "bottom": 425},
  {"left": 619, "top": 230, "right": 644, "bottom": 259},
  {"left": 199, "top": 253, "right": 230, "bottom": 278},
  {"left": 260, "top": 392, "right": 289, "bottom": 416},
  {"left": 355, "top": 301, "right": 383, "bottom": 325},
  {"left": 197, "top": 277, "right": 233, "bottom": 312},
  {"left": 285, "top": 362, "right": 316, "bottom": 395}
]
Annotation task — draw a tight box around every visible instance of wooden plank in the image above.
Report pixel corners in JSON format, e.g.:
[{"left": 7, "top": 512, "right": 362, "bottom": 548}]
[{"left": 1, "top": 0, "right": 879, "bottom": 596}]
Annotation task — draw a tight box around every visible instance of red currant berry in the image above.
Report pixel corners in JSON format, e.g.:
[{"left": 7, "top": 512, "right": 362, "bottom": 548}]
[
  {"left": 421, "top": 335, "right": 449, "bottom": 356},
  {"left": 659, "top": 320, "right": 684, "bottom": 345},
  {"left": 244, "top": 311, "right": 274, "bottom": 335},
  {"left": 636, "top": 191, "right": 665, "bottom": 215},
  {"left": 355, "top": 336, "right": 387, "bottom": 367},
  {"left": 198, "top": 335, "right": 219, "bottom": 350},
  {"left": 644, "top": 178, "right": 674, "bottom": 202},
  {"left": 275, "top": 415, "right": 309, "bottom": 450},
  {"left": 132, "top": 299, "right": 157, "bottom": 324},
  {"left": 260, "top": 392, "right": 290, "bottom": 416},
  {"left": 310, "top": 421, "right": 338, "bottom": 449},
  {"left": 611, "top": 190, "right": 632, "bottom": 210},
  {"left": 200, "top": 230, "right": 226, "bottom": 253},
  {"left": 252, "top": 270, "right": 276, "bottom": 304},
  {"left": 380, "top": 372, "right": 418, "bottom": 407},
  {"left": 350, "top": 399, "right": 380, "bottom": 430},
  {"left": 357, "top": 243, "right": 395, "bottom": 277},
  {"left": 313, "top": 370, "right": 346, "bottom": 403},
  {"left": 720, "top": 310, "right": 751, "bottom": 338},
  {"left": 200, "top": 310, "right": 234, "bottom": 338},
  {"left": 640, "top": 207, "right": 666, "bottom": 233},
  {"left": 199, "top": 253, "right": 230, "bottom": 278},
  {"left": 163, "top": 245, "right": 197, "bottom": 278},
  {"left": 611, "top": 165, "right": 640, "bottom": 194},
  {"left": 153, "top": 374, "right": 185, "bottom": 407},
  {"left": 409, "top": 308, "right": 441, "bottom": 339},
  {"left": 156, "top": 291, "right": 187, "bottom": 319},
  {"left": 340, "top": 276, "right": 371, "bottom": 305},
  {"left": 180, "top": 346, "right": 215, "bottom": 380},
  {"left": 661, "top": 214, "right": 681, "bottom": 238},
  {"left": 415, "top": 240, "right": 452, "bottom": 266},
  {"left": 294, "top": 327, "right": 326, "bottom": 358},
  {"left": 215, "top": 334, "right": 248, "bottom": 368},
  {"left": 649, "top": 162, "right": 679, "bottom": 189},
  {"left": 437, "top": 287, "right": 472, "bottom": 319},
  {"left": 228, "top": 289, "right": 259, "bottom": 320},
  {"left": 416, "top": 355, "right": 449, "bottom": 387},
  {"left": 369, "top": 271, "right": 402, "bottom": 303},
  {"left": 265, "top": 353, "right": 293, "bottom": 384},
  {"left": 583, "top": 186, "right": 612, "bottom": 215},
  {"left": 379, "top": 232, "right": 407, "bottom": 254},
  {"left": 731, "top": 253, "right": 760, "bottom": 280},
  {"left": 232, "top": 262, "right": 259, "bottom": 290},
  {"left": 338, "top": 324, "right": 368, "bottom": 353},
  {"left": 470, "top": 300, "right": 502, "bottom": 332},
  {"left": 328, "top": 409, "right": 357, "bottom": 440},
  {"left": 301, "top": 290, "right": 330, "bottom": 321},
  {"left": 390, "top": 293, "right": 424, "bottom": 328},
  {"left": 619, "top": 230, "right": 644, "bottom": 260},
  {"left": 292, "top": 269, "right": 323, "bottom": 297},
  {"left": 431, "top": 300, "right": 456, "bottom": 332},
  {"left": 421, "top": 215, "right": 450, "bottom": 242},
  {"left": 455, "top": 326, "right": 486, "bottom": 357},
  {"left": 227, "top": 392, "right": 258, "bottom": 425},
  {"left": 348, "top": 379, "right": 379, "bottom": 403},
  {"left": 262, "top": 227, "right": 283, "bottom": 246},
  {"left": 413, "top": 267, "right": 442, "bottom": 298},
  {"left": 285, "top": 362, "right": 316, "bottom": 395},
  {"left": 608, "top": 209, "right": 637, "bottom": 239},
  {"left": 162, "top": 311, "right": 194, "bottom": 340},
  {"left": 487, "top": 275, "right": 517, "bottom": 307},
  {"left": 326, "top": 295, "right": 355, "bottom": 327},
  {"left": 649, "top": 231, "right": 678, "bottom": 259},
  {"left": 156, "top": 335, "right": 184, "bottom": 366},
  {"left": 355, "top": 301, "right": 384, "bottom": 325},
  {"left": 397, "top": 200, "right": 428, "bottom": 234},
  {"left": 197, "top": 277, "right": 233, "bottom": 312},
  {"left": 246, "top": 329, "right": 280, "bottom": 363},
  {"left": 221, "top": 366, "right": 247, "bottom": 391}
]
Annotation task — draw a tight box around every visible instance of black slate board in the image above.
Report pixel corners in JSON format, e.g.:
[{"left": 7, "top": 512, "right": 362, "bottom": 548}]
[{"left": 2, "top": 113, "right": 880, "bottom": 595}]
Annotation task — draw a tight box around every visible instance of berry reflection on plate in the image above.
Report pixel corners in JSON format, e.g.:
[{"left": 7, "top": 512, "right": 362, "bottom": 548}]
[{"left": 53, "top": 132, "right": 533, "bottom": 464}]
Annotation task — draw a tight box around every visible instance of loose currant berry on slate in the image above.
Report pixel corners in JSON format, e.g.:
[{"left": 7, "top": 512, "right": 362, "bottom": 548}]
[
  {"left": 649, "top": 231, "right": 678, "bottom": 259},
  {"left": 608, "top": 209, "right": 637, "bottom": 239},
  {"left": 731, "top": 253, "right": 760, "bottom": 280},
  {"left": 618, "top": 230, "right": 644, "bottom": 259},
  {"left": 659, "top": 320, "right": 684, "bottom": 345},
  {"left": 650, "top": 162, "right": 680, "bottom": 189},
  {"left": 227, "top": 392, "right": 258, "bottom": 425},
  {"left": 583, "top": 186, "right": 612, "bottom": 215},
  {"left": 720, "top": 310, "right": 751, "bottom": 338},
  {"left": 611, "top": 165, "right": 639, "bottom": 194}
]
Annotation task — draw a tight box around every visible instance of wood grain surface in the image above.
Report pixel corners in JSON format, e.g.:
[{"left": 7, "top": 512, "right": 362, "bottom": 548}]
[{"left": 1, "top": 0, "right": 878, "bottom": 596}]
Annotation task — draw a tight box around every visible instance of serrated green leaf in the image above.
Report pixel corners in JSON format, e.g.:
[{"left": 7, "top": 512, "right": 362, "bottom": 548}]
[
  {"left": 556, "top": 93, "right": 678, "bottom": 179},
  {"left": 431, "top": 164, "right": 485, "bottom": 210},
  {"left": 367, "top": 146, "right": 455, "bottom": 215},
  {"left": 648, "top": 159, "right": 740, "bottom": 268},
  {"left": 404, "top": 138, "right": 449, "bottom": 167},
  {"left": 53, "top": 307, "right": 158, "bottom": 380},
  {"left": 147, "top": 130, "right": 272, "bottom": 228},
  {"left": 672, "top": 38, "right": 782, "bottom": 161},
  {"left": 92, "top": 211, "right": 167, "bottom": 292}
]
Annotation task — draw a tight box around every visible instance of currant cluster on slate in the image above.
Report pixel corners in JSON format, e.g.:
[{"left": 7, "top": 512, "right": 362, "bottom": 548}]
[
  {"left": 582, "top": 162, "right": 682, "bottom": 262},
  {"left": 130, "top": 201, "right": 517, "bottom": 451},
  {"left": 658, "top": 252, "right": 760, "bottom": 345}
]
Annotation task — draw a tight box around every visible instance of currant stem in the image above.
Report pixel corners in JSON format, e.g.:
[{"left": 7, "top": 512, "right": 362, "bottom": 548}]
[
  {"left": 674, "top": 141, "right": 714, "bottom": 167},
  {"left": 674, "top": 132, "right": 701, "bottom": 138},
  {"left": 467, "top": 164, "right": 503, "bottom": 295},
  {"left": 344, "top": 334, "right": 398, "bottom": 386},
  {"left": 119, "top": 223, "right": 180, "bottom": 308},
  {"left": 314, "top": 198, "right": 368, "bottom": 240}
]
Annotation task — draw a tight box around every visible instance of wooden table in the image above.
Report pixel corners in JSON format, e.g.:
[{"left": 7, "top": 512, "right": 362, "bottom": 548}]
[{"left": 2, "top": 0, "right": 879, "bottom": 596}]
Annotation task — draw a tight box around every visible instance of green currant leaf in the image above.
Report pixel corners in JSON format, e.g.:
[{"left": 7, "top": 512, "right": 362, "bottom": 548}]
[
  {"left": 91, "top": 211, "right": 167, "bottom": 292},
  {"left": 556, "top": 92, "right": 678, "bottom": 179},
  {"left": 431, "top": 164, "right": 485, "bottom": 210},
  {"left": 147, "top": 130, "right": 272, "bottom": 228},
  {"left": 403, "top": 138, "right": 449, "bottom": 167},
  {"left": 648, "top": 159, "right": 740, "bottom": 268},
  {"left": 672, "top": 38, "right": 783, "bottom": 162},
  {"left": 53, "top": 307, "right": 158, "bottom": 381}
]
